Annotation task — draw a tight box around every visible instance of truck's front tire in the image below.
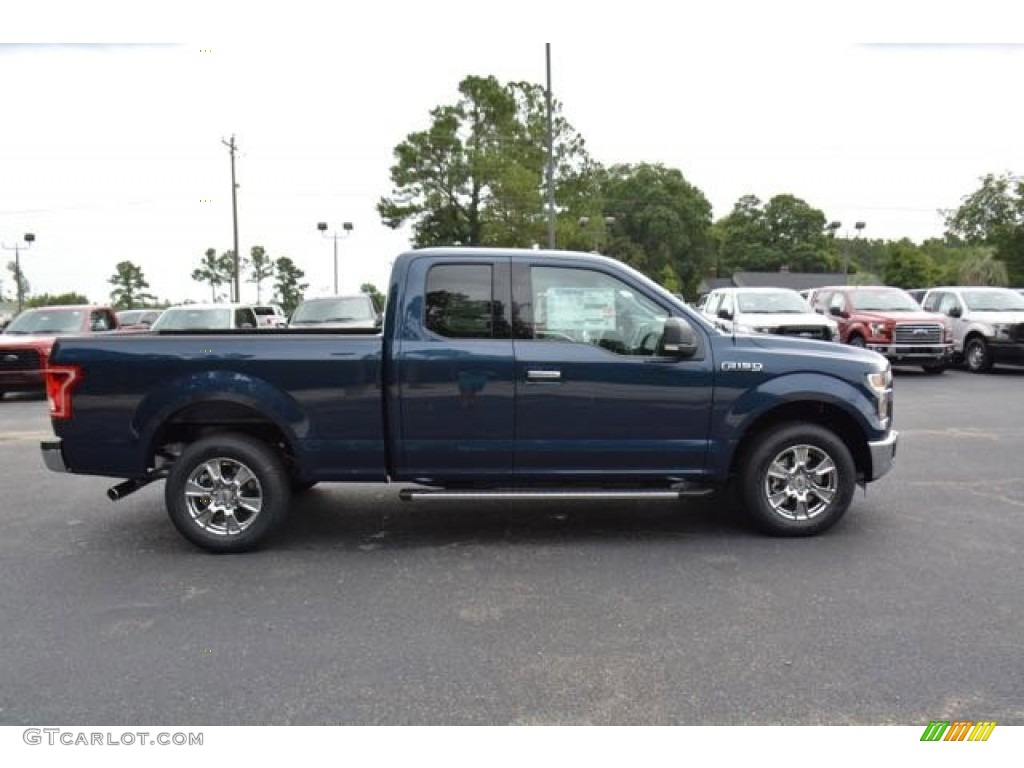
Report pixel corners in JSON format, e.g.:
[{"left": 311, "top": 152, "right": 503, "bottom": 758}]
[
  {"left": 165, "top": 433, "right": 291, "bottom": 553},
  {"left": 738, "top": 423, "right": 856, "bottom": 536},
  {"left": 964, "top": 336, "right": 993, "bottom": 373}
]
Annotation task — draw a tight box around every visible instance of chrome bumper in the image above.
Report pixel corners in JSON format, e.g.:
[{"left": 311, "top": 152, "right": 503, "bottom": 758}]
[
  {"left": 867, "top": 430, "right": 898, "bottom": 481},
  {"left": 41, "top": 439, "right": 69, "bottom": 473}
]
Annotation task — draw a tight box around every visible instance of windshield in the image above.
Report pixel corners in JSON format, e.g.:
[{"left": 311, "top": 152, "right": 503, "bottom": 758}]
[
  {"left": 152, "top": 308, "right": 232, "bottom": 330},
  {"left": 850, "top": 289, "right": 920, "bottom": 311},
  {"left": 4, "top": 308, "right": 84, "bottom": 335},
  {"left": 736, "top": 291, "right": 810, "bottom": 314},
  {"left": 962, "top": 289, "right": 1024, "bottom": 312},
  {"left": 292, "top": 297, "right": 375, "bottom": 323}
]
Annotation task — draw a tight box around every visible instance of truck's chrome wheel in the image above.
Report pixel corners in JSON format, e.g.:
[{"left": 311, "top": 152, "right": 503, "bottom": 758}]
[
  {"left": 763, "top": 444, "right": 837, "bottom": 521},
  {"left": 165, "top": 433, "right": 290, "bottom": 553},
  {"left": 965, "top": 337, "right": 991, "bottom": 373},
  {"left": 183, "top": 458, "right": 263, "bottom": 536},
  {"left": 739, "top": 422, "right": 855, "bottom": 536}
]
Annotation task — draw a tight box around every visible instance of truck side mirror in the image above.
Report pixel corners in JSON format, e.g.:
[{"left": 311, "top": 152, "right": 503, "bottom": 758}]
[
  {"left": 829, "top": 306, "right": 846, "bottom": 318},
  {"left": 948, "top": 306, "right": 962, "bottom": 318},
  {"left": 661, "top": 317, "right": 698, "bottom": 358},
  {"left": 717, "top": 307, "right": 733, "bottom": 321}
]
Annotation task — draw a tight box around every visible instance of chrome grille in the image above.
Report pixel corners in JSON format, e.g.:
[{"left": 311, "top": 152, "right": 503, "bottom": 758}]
[
  {"left": 0, "top": 348, "right": 41, "bottom": 371},
  {"left": 775, "top": 325, "right": 830, "bottom": 340},
  {"left": 893, "top": 323, "right": 942, "bottom": 344}
]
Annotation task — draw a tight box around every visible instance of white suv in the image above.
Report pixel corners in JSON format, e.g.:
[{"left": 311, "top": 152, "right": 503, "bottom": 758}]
[
  {"left": 252, "top": 304, "right": 288, "bottom": 328},
  {"left": 701, "top": 287, "right": 838, "bottom": 342},
  {"left": 921, "top": 286, "right": 1024, "bottom": 372}
]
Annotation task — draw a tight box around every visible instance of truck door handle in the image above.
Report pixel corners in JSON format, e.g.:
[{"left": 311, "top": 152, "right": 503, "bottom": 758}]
[{"left": 526, "top": 369, "right": 562, "bottom": 382}]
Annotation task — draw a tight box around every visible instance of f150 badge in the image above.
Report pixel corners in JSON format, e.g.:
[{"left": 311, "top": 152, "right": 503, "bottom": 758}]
[{"left": 721, "top": 361, "right": 764, "bottom": 372}]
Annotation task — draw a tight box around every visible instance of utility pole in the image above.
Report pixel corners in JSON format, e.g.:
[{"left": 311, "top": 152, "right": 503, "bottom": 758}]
[
  {"left": 545, "top": 43, "right": 555, "bottom": 250},
  {"left": 222, "top": 135, "right": 240, "bottom": 302}
]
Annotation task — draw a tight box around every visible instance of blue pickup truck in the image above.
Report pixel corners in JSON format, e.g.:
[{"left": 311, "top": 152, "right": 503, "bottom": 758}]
[{"left": 41, "top": 248, "right": 897, "bottom": 552}]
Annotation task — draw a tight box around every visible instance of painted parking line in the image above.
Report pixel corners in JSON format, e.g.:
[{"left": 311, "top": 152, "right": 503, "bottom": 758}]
[{"left": 0, "top": 430, "right": 54, "bottom": 442}]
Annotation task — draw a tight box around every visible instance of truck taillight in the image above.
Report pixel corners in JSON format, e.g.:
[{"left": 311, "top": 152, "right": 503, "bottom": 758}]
[{"left": 45, "top": 365, "right": 82, "bottom": 420}]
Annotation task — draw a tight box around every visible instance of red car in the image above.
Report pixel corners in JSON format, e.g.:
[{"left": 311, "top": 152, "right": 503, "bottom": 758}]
[
  {"left": 0, "top": 305, "right": 119, "bottom": 398},
  {"left": 808, "top": 286, "right": 953, "bottom": 373}
]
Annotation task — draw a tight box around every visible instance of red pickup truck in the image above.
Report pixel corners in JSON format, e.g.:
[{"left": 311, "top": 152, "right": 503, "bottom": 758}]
[
  {"left": 808, "top": 286, "right": 953, "bottom": 373},
  {"left": 0, "top": 305, "right": 120, "bottom": 398}
]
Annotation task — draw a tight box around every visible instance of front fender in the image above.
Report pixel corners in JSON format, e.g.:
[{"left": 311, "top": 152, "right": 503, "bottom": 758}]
[
  {"left": 133, "top": 369, "right": 309, "bottom": 452},
  {"left": 709, "top": 372, "right": 880, "bottom": 478}
]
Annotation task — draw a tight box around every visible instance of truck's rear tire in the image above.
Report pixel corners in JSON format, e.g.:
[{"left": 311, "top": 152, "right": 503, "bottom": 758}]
[
  {"left": 738, "top": 423, "right": 856, "bottom": 536},
  {"left": 165, "top": 433, "right": 291, "bottom": 553}
]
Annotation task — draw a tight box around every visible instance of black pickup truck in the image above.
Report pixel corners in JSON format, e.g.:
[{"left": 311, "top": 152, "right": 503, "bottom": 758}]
[{"left": 41, "top": 248, "right": 898, "bottom": 552}]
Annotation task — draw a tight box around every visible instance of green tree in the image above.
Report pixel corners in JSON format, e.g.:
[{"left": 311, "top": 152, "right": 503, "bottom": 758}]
[
  {"left": 360, "top": 282, "right": 386, "bottom": 308},
  {"left": 920, "top": 238, "right": 998, "bottom": 285},
  {"left": 26, "top": 292, "right": 89, "bottom": 307},
  {"left": 594, "top": 163, "right": 714, "bottom": 298},
  {"left": 715, "top": 194, "right": 839, "bottom": 276},
  {"left": 6, "top": 260, "right": 30, "bottom": 306},
  {"left": 191, "top": 248, "right": 235, "bottom": 302},
  {"left": 272, "top": 256, "right": 307, "bottom": 314},
  {"left": 944, "top": 173, "right": 1024, "bottom": 285},
  {"left": 881, "top": 239, "right": 936, "bottom": 288},
  {"left": 108, "top": 260, "right": 156, "bottom": 308},
  {"left": 378, "top": 74, "right": 596, "bottom": 249},
  {"left": 957, "top": 250, "right": 1009, "bottom": 285},
  {"left": 248, "top": 245, "right": 275, "bottom": 303}
]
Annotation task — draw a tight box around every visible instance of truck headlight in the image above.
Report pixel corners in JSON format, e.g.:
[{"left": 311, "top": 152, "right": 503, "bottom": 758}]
[
  {"left": 866, "top": 366, "right": 893, "bottom": 424},
  {"left": 992, "top": 323, "right": 1011, "bottom": 340},
  {"left": 868, "top": 322, "right": 889, "bottom": 338}
]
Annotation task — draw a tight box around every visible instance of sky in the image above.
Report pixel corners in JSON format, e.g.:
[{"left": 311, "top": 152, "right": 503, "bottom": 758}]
[{"left": 1, "top": 2, "right": 1021, "bottom": 306}]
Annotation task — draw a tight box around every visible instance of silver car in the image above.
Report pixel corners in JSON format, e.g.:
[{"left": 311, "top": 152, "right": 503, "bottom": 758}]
[
  {"left": 150, "top": 304, "right": 259, "bottom": 331},
  {"left": 288, "top": 295, "right": 382, "bottom": 330},
  {"left": 921, "top": 286, "right": 1024, "bottom": 372}
]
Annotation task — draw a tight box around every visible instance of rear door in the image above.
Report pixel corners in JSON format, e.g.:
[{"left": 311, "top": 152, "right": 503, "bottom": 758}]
[{"left": 393, "top": 257, "right": 515, "bottom": 481}]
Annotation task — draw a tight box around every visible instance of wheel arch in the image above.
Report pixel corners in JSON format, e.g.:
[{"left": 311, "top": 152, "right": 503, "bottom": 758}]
[
  {"left": 133, "top": 370, "right": 308, "bottom": 471},
  {"left": 727, "top": 400, "right": 871, "bottom": 483}
]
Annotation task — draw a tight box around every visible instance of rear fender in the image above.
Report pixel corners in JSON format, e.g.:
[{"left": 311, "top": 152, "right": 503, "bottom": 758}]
[{"left": 133, "top": 370, "right": 309, "bottom": 453}]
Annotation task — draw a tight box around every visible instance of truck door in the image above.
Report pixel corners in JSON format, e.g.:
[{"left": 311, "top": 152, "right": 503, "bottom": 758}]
[
  {"left": 393, "top": 258, "right": 515, "bottom": 481},
  {"left": 512, "top": 262, "right": 714, "bottom": 481}
]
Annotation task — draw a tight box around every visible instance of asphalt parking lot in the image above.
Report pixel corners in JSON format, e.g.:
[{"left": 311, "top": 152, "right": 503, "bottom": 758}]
[{"left": 0, "top": 366, "right": 1022, "bottom": 725}]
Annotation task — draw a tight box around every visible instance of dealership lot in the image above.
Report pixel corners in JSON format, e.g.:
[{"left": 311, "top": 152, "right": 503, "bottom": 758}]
[{"left": 0, "top": 367, "right": 1021, "bottom": 725}]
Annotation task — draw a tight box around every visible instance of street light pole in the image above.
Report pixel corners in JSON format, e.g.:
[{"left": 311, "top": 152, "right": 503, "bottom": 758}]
[
  {"left": 317, "top": 221, "right": 354, "bottom": 294},
  {"left": 826, "top": 221, "right": 844, "bottom": 276},
  {"left": 545, "top": 43, "right": 555, "bottom": 250},
  {"left": 1, "top": 232, "right": 35, "bottom": 314},
  {"left": 853, "top": 221, "right": 867, "bottom": 275}
]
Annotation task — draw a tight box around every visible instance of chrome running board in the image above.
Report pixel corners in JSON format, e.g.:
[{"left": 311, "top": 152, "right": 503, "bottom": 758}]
[{"left": 399, "top": 486, "right": 713, "bottom": 502}]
